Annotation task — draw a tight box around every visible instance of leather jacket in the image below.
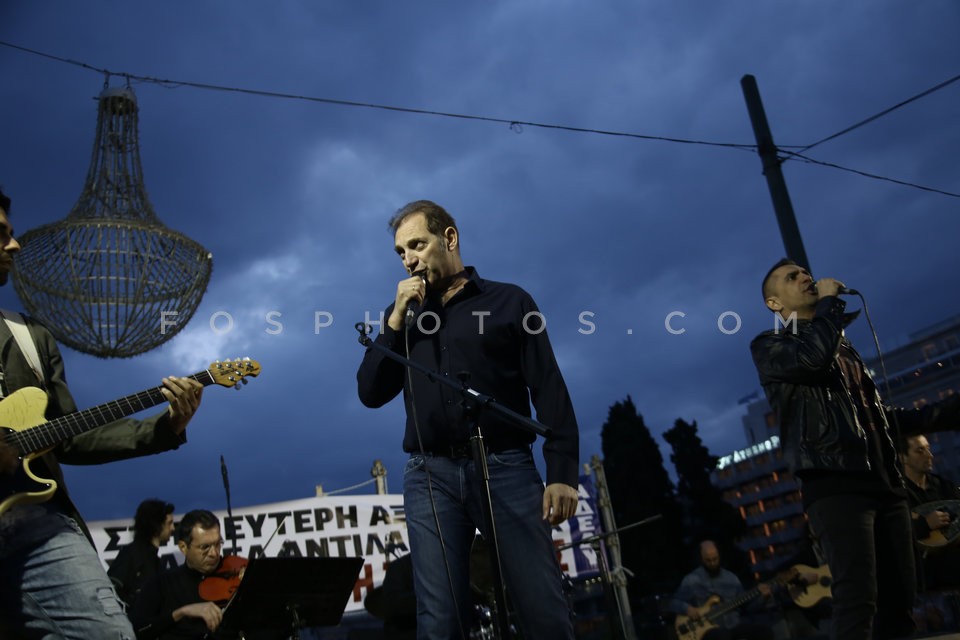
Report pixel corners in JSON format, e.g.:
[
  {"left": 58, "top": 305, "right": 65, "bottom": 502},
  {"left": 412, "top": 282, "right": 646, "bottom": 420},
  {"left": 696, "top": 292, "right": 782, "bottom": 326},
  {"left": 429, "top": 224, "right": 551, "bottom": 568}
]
[{"left": 751, "top": 296, "right": 960, "bottom": 476}]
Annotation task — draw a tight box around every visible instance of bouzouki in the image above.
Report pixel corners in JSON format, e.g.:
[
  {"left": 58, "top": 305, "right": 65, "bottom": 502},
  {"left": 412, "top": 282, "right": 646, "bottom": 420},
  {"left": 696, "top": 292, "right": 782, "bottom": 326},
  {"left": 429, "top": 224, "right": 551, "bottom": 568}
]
[
  {"left": 674, "top": 578, "right": 779, "bottom": 640},
  {"left": 782, "top": 563, "right": 832, "bottom": 608},
  {"left": 0, "top": 358, "right": 261, "bottom": 517},
  {"left": 914, "top": 500, "right": 960, "bottom": 550}
]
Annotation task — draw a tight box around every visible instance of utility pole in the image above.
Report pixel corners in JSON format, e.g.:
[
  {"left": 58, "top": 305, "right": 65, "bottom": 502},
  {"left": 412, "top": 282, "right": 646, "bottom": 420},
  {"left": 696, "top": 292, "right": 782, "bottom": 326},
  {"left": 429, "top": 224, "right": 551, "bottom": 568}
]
[{"left": 741, "top": 74, "right": 811, "bottom": 271}]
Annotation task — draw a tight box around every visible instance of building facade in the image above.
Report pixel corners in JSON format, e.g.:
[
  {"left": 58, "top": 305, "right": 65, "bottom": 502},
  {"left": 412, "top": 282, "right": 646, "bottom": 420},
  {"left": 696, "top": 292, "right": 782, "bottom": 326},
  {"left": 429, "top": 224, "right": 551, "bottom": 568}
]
[
  {"left": 714, "top": 434, "right": 806, "bottom": 577},
  {"left": 864, "top": 313, "right": 960, "bottom": 485}
]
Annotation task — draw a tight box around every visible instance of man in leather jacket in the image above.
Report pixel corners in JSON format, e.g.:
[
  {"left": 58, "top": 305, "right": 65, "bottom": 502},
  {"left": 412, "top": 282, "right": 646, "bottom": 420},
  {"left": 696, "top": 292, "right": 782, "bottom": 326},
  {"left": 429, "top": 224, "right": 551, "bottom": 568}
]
[{"left": 751, "top": 258, "right": 960, "bottom": 640}]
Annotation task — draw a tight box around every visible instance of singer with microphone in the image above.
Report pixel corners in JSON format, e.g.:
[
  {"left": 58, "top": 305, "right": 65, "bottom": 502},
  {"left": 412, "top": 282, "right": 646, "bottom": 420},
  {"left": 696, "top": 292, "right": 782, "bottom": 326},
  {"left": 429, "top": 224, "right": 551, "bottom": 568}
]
[
  {"left": 750, "top": 258, "right": 960, "bottom": 640},
  {"left": 357, "top": 200, "right": 579, "bottom": 640}
]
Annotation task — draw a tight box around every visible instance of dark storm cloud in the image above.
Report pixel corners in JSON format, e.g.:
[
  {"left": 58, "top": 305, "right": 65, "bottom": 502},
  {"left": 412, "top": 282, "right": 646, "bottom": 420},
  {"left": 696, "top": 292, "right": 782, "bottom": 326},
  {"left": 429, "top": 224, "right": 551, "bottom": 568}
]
[{"left": 1, "top": 1, "right": 957, "bottom": 518}]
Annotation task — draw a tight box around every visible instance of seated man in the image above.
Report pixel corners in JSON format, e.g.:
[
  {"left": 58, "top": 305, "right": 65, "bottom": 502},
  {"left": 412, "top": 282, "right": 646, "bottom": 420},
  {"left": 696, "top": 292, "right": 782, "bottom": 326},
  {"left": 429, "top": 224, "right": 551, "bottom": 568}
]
[
  {"left": 669, "top": 540, "right": 774, "bottom": 640},
  {"left": 129, "top": 509, "right": 227, "bottom": 639},
  {"left": 898, "top": 434, "right": 960, "bottom": 592}
]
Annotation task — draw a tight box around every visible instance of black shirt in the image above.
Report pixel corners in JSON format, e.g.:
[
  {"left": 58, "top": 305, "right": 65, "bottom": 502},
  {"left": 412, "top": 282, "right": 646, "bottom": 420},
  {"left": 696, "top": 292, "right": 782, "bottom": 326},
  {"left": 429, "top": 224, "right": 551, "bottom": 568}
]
[
  {"left": 107, "top": 537, "right": 161, "bottom": 608},
  {"left": 357, "top": 267, "right": 580, "bottom": 487},
  {"left": 129, "top": 563, "right": 208, "bottom": 640},
  {"left": 904, "top": 472, "right": 960, "bottom": 540}
]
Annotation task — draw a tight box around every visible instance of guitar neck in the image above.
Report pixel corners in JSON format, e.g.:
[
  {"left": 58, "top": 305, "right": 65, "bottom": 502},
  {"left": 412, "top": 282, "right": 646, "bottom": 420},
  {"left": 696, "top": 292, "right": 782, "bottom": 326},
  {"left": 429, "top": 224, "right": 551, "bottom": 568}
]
[
  {"left": 704, "top": 585, "right": 763, "bottom": 622},
  {"left": 11, "top": 369, "right": 215, "bottom": 455}
]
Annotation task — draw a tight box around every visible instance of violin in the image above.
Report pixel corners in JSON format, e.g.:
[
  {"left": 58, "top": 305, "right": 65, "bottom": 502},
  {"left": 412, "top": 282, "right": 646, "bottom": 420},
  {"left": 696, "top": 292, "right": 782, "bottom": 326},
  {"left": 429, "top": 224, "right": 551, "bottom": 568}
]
[{"left": 198, "top": 555, "right": 248, "bottom": 606}]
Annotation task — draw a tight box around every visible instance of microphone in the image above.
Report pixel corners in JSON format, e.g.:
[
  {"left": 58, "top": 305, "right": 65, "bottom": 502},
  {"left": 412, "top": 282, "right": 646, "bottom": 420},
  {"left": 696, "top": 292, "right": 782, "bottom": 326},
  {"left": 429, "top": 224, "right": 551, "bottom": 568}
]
[
  {"left": 837, "top": 286, "right": 860, "bottom": 296},
  {"left": 220, "top": 455, "right": 230, "bottom": 492},
  {"left": 404, "top": 270, "right": 427, "bottom": 328}
]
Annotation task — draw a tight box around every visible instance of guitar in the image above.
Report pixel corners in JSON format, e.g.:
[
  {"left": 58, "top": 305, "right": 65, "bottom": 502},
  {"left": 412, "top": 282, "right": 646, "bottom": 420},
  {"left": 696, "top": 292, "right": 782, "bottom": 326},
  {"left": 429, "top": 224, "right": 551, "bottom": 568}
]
[
  {"left": 915, "top": 500, "right": 960, "bottom": 549},
  {"left": 782, "top": 563, "right": 832, "bottom": 608},
  {"left": 0, "top": 359, "right": 261, "bottom": 517},
  {"left": 674, "top": 579, "right": 776, "bottom": 640}
]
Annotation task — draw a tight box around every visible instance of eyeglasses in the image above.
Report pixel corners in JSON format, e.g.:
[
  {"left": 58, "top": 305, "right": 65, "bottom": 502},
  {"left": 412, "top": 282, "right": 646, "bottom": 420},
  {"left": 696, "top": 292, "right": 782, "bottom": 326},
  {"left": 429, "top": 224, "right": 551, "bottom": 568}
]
[{"left": 190, "top": 538, "right": 224, "bottom": 554}]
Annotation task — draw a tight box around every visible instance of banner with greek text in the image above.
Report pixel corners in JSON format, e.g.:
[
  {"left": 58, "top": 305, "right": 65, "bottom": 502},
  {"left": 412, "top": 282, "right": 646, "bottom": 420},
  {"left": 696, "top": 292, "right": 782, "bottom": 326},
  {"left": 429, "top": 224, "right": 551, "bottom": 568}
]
[{"left": 90, "top": 477, "right": 601, "bottom": 613}]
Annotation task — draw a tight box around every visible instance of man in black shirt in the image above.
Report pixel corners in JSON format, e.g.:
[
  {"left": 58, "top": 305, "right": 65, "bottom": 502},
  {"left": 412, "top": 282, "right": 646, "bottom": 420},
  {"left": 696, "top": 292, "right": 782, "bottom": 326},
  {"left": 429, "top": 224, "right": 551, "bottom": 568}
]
[
  {"left": 898, "top": 433, "right": 960, "bottom": 591},
  {"left": 130, "top": 509, "right": 226, "bottom": 639},
  {"left": 751, "top": 259, "right": 960, "bottom": 640},
  {"left": 109, "top": 498, "right": 175, "bottom": 608},
  {"left": 357, "top": 200, "right": 578, "bottom": 640}
]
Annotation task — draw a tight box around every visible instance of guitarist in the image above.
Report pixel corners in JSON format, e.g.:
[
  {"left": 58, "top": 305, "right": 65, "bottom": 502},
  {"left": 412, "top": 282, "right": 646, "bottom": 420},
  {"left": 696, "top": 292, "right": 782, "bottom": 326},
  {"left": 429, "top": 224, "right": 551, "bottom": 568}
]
[
  {"left": 0, "top": 188, "right": 205, "bottom": 640},
  {"left": 669, "top": 540, "right": 774, "bottom": 640},
  {"left": 898, "top": 433, "right": 960, "bottom": 591}
]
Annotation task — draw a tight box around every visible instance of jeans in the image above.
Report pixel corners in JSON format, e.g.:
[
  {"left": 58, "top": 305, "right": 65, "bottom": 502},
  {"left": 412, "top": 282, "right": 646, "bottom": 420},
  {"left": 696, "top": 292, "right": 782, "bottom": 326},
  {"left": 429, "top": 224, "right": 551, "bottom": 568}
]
[
  {"left": 402, "top": 448, "right": 574, "bottom": 640},
  {"left": 806, "top": 493, "right": 916, "bottom": 640},
  {"left": 0, "top": 503, "right": 134, "bottom": 639}
]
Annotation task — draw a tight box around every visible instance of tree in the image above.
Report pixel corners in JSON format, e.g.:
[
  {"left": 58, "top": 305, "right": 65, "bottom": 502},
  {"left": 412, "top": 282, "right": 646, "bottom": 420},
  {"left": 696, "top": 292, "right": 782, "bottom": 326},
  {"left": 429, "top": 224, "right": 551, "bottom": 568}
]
[
  {"left": 600, "top": 396, "right": 686, "bottom": 600},
  {"left": 663, "top": 418, "right": 752, "bottom": 582}
]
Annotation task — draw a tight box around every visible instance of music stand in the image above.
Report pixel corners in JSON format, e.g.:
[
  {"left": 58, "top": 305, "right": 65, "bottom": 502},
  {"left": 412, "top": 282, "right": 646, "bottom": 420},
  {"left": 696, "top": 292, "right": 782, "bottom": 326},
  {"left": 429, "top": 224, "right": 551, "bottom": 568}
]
[{"left": 219, "top": 557, "right": 364, "bottom": 639}]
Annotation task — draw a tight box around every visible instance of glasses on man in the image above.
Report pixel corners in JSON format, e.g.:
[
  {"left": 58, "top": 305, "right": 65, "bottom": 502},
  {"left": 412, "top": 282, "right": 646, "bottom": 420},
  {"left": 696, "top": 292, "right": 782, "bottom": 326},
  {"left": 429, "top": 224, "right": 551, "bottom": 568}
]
[{"left": 190, "top": 538, "right": 224, "bottom": 554}]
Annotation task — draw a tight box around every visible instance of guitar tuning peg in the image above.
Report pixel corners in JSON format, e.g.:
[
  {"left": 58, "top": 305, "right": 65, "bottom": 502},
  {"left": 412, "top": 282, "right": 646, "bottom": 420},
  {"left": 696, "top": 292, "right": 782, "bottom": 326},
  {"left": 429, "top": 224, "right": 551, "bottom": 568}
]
[{"left": 241, "top": 378, "right": 249, "bottom": 385}]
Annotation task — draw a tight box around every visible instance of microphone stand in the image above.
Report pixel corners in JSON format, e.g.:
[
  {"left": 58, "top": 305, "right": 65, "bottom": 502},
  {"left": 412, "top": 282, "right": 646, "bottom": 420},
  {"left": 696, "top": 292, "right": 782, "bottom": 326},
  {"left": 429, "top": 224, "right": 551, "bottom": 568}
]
[
  {"left": 356, "top": 322, "right": 551, "bottom": 640},
  {"left": 221, "top": 455, "right": 239, "bottom": 556},
  {"left": 557, "top": 515, "right": 661, "bottom": 640}
]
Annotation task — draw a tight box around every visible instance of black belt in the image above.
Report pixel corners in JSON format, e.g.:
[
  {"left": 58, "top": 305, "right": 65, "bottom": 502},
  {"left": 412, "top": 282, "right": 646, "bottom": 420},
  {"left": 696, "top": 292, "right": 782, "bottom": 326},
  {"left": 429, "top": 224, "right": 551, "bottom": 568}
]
[
  {"left": 435, "top": 442, "right": 474, "bottom": 458},
  {"left": 427, "top": 442, "right": 521, "bottom": 459}
]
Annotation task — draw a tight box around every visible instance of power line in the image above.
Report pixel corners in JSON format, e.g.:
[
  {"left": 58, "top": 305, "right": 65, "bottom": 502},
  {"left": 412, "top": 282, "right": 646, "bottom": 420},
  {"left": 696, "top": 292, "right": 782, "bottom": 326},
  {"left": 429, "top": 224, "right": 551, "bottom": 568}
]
[
  {"left": 0, "top": 39, "right": 752, "bottom": 152},
  {"left": 1, "top": 39, "right": 956, "bottom": 199},
  {"left": 794, "top": 73, "right": 960, "bottom": 156},
  {"left": 783, "top": 150, "right": 960, "bottom": 199}
]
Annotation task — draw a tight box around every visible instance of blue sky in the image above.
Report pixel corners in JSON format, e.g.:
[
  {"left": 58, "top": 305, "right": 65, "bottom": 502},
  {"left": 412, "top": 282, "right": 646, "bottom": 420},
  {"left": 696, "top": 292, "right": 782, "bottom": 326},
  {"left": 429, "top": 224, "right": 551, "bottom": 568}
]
[{"left": 2, "top": 2, "right": 959, "bottom": 520}]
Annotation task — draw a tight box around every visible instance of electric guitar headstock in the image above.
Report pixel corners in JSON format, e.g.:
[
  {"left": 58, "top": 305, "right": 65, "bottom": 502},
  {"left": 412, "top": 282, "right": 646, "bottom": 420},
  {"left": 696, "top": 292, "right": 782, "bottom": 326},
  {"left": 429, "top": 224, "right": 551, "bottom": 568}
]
[{"left": 207, "top": 358, "right": 262, "bottom": 389}]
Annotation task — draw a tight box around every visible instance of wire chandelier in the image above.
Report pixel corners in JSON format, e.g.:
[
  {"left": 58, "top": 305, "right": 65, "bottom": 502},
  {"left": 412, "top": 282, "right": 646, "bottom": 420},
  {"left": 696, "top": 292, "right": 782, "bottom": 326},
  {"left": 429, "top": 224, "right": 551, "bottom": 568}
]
[{"left": 12, "top": 81, "right": 212, "bottom": 358}]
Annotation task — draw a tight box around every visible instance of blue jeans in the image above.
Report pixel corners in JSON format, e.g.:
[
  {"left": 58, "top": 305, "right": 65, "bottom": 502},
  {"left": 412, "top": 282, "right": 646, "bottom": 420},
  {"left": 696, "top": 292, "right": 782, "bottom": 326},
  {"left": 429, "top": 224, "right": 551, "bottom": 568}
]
[
  {"left": 402, "top": 448, "right": 574, "bottom": 640},
  {"left": 806, "top": 493, "right": 916, "bottom": 640},
  {"left": 0, "top": 503, "right": 134, "bottom": 639}
]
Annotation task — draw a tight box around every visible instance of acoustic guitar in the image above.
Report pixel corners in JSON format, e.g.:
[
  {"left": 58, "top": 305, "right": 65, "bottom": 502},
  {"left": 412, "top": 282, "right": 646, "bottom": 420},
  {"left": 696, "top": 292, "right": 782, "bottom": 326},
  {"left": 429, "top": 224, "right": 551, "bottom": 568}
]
[
  {"left": 914, "top": 500, "right": 960, "bottom": 550},
  {"left": 782, "top": 563, "right": 832, "bottom": 608},
  {"left": 0, "top": 359, "right": 261, "bottom": 517}
]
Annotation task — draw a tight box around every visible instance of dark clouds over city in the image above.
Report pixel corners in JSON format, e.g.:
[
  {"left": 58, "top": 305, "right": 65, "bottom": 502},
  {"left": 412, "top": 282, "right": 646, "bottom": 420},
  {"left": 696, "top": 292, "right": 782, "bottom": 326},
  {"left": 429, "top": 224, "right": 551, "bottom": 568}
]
[{"left": 1, "top": 2, "right": 958, "bottom": 520}]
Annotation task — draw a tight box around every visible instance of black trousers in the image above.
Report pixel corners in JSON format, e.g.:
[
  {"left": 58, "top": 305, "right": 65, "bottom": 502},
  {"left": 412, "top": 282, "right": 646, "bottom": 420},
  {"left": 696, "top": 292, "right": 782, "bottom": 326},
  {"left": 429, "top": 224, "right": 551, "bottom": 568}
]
[{"left": 806, "top": 493, "right": 916, "bottom": 640}]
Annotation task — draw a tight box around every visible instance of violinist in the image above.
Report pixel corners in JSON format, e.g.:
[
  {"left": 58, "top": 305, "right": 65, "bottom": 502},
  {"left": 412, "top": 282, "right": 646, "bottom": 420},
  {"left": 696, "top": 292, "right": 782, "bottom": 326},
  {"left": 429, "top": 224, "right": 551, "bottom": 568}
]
[{"left": 129, "top": 509, "right": 229, "bottom": 639}]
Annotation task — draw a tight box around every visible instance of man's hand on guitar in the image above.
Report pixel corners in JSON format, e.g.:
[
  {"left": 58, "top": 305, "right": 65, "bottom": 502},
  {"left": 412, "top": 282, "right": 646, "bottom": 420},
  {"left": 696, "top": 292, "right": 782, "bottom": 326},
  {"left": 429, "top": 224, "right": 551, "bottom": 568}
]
[
  {"left": 925, "top": 509, "right": 951, "bottom": 531},
  {"left": 160, "top": 376, "right": 205, "bottom": 435},
  {"left": 685, "top": 605, "right": 702, "bottom": 621},
  {"left": 0, "top": 441, "right": 17, "bottom": 475},
  {"left": 758, "top": 582, "right": 773, "bottom": 598}
]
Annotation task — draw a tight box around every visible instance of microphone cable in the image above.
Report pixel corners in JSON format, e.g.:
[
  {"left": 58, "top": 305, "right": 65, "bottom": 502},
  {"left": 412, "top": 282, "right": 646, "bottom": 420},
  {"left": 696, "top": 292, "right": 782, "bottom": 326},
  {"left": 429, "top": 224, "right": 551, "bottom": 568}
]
[
  {"left": 846, "top": 290, "right": 907, "bottom": 475},
  {"left": 403, "top": 314, "right": 470, "bottom": 640}
]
